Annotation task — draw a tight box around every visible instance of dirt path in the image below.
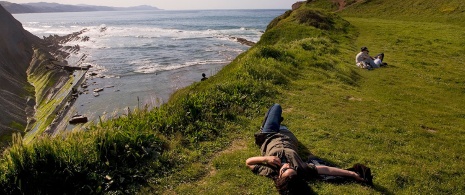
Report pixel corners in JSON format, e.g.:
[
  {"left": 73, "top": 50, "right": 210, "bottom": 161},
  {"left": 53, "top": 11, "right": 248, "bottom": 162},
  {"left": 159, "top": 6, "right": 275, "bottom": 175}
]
[{"left": 332, "top": 0, "right": 365, "bottom": 11}]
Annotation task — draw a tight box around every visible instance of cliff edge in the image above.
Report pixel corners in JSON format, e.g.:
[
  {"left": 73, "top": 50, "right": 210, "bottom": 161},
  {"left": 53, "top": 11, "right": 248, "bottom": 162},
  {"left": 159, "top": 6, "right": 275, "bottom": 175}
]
[
  {"left": 0, "top": 4, "right": 82, "bottom": 144},
  {"left": 0, "top": 5, "right": 39, "bottom": 138}
]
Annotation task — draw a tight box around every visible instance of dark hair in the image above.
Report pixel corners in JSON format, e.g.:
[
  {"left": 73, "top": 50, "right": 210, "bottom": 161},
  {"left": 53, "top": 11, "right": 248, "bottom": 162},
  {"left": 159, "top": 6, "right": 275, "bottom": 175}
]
[
  {"left": 376, "top": 53, "right": 384, "bottom": 60},
  {"left": 274, "top": 176, "right": 312, "bottom": 195}
]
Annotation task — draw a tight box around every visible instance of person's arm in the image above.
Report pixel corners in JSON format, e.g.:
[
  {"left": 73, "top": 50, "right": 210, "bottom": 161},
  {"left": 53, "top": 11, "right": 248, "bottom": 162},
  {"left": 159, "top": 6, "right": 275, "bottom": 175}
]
[
  {"left": 316, "top": 165, "right": 364, "bottom": 181},
  {"left": 362, "top": 53, "right": 374, "bottom": 60},
  {"left": 246, "top": 156, "right": 281, "bottom": 170}
]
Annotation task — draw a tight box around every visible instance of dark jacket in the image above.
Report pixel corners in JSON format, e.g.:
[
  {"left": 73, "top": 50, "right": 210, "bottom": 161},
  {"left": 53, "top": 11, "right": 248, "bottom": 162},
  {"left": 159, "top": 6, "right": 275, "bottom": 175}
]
[{"left": 252, "top": 126, "right": 318, "bottom": 179}]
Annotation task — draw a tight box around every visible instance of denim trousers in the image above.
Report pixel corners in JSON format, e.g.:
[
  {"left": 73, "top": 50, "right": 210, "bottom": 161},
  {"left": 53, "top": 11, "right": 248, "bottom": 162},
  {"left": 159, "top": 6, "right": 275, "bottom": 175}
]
[{"left": 261, "top": 103, "right": 282, "bottom": 133}]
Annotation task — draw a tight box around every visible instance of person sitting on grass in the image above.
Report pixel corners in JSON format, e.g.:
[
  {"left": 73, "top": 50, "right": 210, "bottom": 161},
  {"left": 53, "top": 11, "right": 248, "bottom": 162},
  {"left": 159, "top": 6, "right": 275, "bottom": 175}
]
[
  {"left": 246, "top": 103, "right": 372, "bottom": 194},
  {"left": 201, "top": 73, "right": 208, "bottom": 81},
  {"left": 356, "top": 46, "right": 379, "bottom": 69}
]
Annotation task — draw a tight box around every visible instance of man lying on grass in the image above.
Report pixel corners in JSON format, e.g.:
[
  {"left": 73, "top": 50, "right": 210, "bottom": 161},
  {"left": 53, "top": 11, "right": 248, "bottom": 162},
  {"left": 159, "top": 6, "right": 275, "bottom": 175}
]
[{"left": 246, "top": 104, "right": 372, "bottom": 194}]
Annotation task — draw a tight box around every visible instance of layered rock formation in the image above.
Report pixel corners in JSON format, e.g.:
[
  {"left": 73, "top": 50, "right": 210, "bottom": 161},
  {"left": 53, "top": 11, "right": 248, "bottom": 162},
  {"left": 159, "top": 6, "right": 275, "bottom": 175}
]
[
  {"left": 0, "top": 5, "right": 39, "bottom": 137},
  {"left": 0, "top": 5, "right": 93, "bottom": 144}
]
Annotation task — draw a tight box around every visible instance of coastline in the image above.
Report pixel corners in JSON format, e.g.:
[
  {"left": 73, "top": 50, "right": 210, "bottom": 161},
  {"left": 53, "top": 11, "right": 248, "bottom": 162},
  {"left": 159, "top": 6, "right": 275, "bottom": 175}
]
[
  {"left": 46, "top": 69, "right": 88, "bottom": 135},
  {"left": 24, "top": 64, "right": 89, "bottom": 142},
  {"left": 23, "top": 31, "right": 91, "bottom": 142},
  {"left": 13, "top": 9, "right": 274, "bottom": 138},
  {"left": 24, "top": 32, "right": 257, "bottom": 138}
]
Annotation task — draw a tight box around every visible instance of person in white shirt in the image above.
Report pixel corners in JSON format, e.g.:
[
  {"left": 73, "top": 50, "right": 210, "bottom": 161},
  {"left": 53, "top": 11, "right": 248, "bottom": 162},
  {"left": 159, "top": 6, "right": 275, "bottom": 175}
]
[
  {"left": 373, "top": 53, "right": 387, "bottom": 67},
  {"left": 355, "top": 47, "right": 378, "bottom": 69}
]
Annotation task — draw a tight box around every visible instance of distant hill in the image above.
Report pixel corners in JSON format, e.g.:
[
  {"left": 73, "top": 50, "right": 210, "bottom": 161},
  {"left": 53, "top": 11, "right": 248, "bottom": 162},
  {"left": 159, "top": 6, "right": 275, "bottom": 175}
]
[{"left": 0, "top": 1, "right": 160, "bottom": 14}]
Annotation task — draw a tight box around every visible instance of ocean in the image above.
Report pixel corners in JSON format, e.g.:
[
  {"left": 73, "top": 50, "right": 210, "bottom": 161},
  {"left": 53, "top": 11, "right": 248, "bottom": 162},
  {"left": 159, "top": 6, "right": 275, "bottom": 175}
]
[{"left": 13, "top": 9, "right": 285, "bottom": 124}]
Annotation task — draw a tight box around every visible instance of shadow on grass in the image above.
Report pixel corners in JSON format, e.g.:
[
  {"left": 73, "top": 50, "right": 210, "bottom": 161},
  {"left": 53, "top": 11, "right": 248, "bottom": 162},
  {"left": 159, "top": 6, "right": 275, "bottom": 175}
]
[
  {"left": 372, "top": 184, "right": 394, "bottom": 195},
  {"left": 379, "top": 63, "right": 397, "bottom": 69},
  {"left": 297, "top": 141, "right": 393, "bottom": 194}
]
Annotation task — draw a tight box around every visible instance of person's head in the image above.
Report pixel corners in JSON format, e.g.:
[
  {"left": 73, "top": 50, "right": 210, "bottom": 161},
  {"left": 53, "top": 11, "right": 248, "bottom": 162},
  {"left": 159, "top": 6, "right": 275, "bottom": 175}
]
[
  {"left": 377, "top": 52, "right": 384, "bottom": 60},
  {"left": 274, "top": 175, "right": 312, "bottom": 195},
  {"left": 361, "top": 46, "right": 369, "bottom": 53},
  {"left": 273, "top": 163, "right": 311, "bottom": 195},
  {"left": 202, "top": 73, "right": 206, "bottom": 77},
  {"left": 279, "top": 163, "right": 297, "bottom": 179}
]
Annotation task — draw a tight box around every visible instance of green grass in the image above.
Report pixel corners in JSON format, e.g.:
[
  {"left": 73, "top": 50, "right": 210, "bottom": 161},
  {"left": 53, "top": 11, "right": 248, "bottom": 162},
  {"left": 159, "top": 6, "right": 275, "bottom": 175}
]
[
  {"left": 1, "top": 1, "right": 465, "bottom": 194},
  {"left": 306, "top": 0, "right": 465, "bottom": 25},
  {"left": 162, "top": 4, "right": 465, "bottom": 195},
  {"left": 23, "top": 48, "right": 75, "bottom": 142},
  {"left": 339, "top": 0, "right": 465, "bottom": 25}
]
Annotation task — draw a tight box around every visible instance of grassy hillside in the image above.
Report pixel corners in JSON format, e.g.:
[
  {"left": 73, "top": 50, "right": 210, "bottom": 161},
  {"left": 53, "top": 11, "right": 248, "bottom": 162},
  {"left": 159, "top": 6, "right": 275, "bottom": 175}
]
[
  {"left": 1, "top": 0, "right": 465, "bottom": 194},
  {"left": 342, "top": 0, "right": 465, "bottom": 25},
  {"left": 168, "top": 3, "right": 465, "bottom": 194},
  {"left": 306, "top": 0, "right": 465, "bottom": 25}
]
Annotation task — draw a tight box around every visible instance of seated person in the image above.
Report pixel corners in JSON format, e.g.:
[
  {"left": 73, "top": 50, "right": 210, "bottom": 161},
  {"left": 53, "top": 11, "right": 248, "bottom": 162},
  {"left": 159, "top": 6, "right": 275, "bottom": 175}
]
[
  {"left": 201, "top": 73, "right": 208, "bottom": 81},
  {"left": 355, "top": 47, "right": 379, "bottom": 69}
]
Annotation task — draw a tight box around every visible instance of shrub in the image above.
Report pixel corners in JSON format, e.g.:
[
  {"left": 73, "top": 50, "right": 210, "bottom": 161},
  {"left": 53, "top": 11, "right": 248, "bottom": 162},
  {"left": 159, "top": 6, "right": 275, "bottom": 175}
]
[{"left": 294, "top": 9, "right": 335, "bottom": 30}]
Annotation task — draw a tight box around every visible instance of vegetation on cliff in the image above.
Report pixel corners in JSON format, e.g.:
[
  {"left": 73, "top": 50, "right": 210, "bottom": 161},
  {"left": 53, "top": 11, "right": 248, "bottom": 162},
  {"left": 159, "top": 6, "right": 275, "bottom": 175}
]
[{"left": 1, "top": 0, "right": 465, "bottom": 194}]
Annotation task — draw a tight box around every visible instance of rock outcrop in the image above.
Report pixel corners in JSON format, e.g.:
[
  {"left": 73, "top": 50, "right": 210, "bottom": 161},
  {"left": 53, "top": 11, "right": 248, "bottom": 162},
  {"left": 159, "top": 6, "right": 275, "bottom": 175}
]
[
  {"left": 0, "top": 5, "right": 40, "bottom": 137},
  {"left": 0, "top": 4, "right": 94, "bottom": 145},
  {"left": 292, "top": 1, "right": 306, "bottom": 10}
]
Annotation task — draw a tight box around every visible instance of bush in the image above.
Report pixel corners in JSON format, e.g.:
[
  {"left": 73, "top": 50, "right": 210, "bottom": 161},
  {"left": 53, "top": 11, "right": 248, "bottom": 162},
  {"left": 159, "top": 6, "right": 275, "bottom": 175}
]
[{"left": 294, "top": 9, "right": 336, "bottom": 30}]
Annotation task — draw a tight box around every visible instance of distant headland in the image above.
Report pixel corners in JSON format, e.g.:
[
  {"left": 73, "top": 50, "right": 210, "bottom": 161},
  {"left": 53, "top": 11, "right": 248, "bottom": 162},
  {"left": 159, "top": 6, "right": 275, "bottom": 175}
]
[{"left": 0, "top": 1, "right": 160, "bottom": 14}]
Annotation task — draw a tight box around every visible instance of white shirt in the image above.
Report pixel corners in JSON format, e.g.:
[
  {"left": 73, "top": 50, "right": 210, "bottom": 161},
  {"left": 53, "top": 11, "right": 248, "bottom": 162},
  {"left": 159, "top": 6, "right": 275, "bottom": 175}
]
[
  {"left": 355, "top": 51, "right": 371, "bottom": 64},
  {"left": 374, "top": 58, "right": 382, "bottom": 66}
]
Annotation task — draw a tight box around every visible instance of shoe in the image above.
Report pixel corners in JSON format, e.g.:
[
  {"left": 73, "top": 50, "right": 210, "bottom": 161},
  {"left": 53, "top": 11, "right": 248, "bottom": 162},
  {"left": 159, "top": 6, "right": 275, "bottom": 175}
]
[{"left": 347, "top": 164, "right": 374, "bottom": 186}]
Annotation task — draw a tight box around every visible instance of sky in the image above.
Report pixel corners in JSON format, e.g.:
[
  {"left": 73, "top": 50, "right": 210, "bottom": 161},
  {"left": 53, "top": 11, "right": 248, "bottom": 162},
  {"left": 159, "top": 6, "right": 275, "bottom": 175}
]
[{"left": 6, "top": 0, "right": 300, "bottom": 10}]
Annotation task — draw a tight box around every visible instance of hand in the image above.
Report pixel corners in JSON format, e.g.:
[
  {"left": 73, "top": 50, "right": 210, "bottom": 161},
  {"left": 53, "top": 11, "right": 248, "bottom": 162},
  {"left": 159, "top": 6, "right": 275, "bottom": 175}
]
[
  {"left": 351, "top": 171, "right": 365, "bottom": 182},
  {"left": 263, "top": 156, "right": 281, "bottom": 168}
]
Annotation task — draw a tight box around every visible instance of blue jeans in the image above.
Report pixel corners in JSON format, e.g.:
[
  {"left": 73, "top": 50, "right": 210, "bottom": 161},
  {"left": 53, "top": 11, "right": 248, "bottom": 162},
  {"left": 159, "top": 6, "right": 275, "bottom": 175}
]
[{"left": 261, "top": 103, "right": 283, "bottom": 133}]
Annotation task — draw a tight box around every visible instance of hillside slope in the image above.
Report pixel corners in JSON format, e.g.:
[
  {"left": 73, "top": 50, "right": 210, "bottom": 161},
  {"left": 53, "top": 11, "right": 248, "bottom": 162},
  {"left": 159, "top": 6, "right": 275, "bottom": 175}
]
[
  {"left": 0, "top": 4, "right": 86, "bottom": 146},
  {"left": 306, "top": 0, "right": 465, "bottom": 25},
  {"left": 0, "top": 5, "right": 38, "bottom": 140},
  {"left": 160, "top": 1, "right": 465, "bottom": 194},
  {"left": 1, "top": 0, "right": 464, "bottom": 194},
  {"left": 343, "top": 0, "right": 464, "bottom": 25}
]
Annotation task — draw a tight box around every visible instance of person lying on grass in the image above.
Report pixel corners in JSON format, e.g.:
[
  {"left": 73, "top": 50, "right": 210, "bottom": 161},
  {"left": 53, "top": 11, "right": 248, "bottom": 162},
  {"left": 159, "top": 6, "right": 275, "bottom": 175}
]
[
  {"left": 246, "top": 103, "right": 371, "bottom": 194},
  {"left": 374, "top": 53, "right": 388, "bottom": 67}
]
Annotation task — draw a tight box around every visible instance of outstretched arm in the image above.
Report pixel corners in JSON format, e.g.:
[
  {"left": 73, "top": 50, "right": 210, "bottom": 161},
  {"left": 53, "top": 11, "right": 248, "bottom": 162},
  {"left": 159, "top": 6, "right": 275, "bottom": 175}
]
[
  {"left": 316, "top": 165, "right": 364, "bottom": 181},
  {"left": 246, "top": 156, "right": 281, "bottom": 170}
]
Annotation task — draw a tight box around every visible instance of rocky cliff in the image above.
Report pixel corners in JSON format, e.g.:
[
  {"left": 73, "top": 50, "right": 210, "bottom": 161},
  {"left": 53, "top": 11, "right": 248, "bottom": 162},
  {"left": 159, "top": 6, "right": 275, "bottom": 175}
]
[
  {"left": 0, "top": 5, "right": 39, "bottom": 138},
  {"left": 0, "top": 4, "right": 81, "bottom": 144}
]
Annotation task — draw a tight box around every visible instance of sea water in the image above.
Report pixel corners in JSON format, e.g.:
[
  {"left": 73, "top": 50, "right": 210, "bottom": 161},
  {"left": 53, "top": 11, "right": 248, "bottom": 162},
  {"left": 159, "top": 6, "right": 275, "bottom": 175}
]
[{"left": 13, "top": 9, "right": 285, "bottom": 124}]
